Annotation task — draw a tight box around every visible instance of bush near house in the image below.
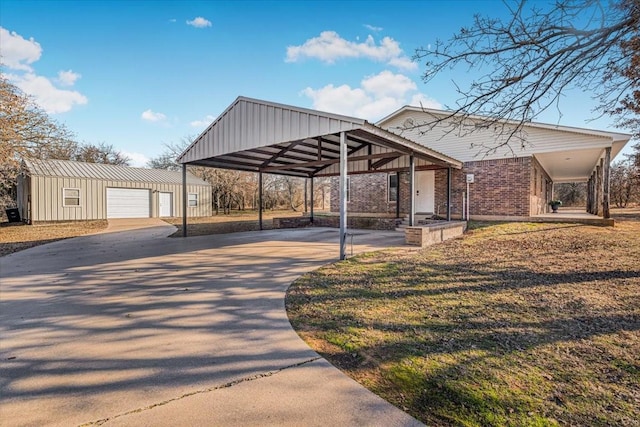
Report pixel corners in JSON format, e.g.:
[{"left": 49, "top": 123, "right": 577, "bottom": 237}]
[{"left": 287, "top": 210, "right": 640, "bottom": 426}]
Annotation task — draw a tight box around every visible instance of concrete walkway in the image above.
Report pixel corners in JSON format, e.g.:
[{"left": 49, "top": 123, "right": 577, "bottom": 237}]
[{"left": 0, "top": 221, "right": 422, "bottom": 427}]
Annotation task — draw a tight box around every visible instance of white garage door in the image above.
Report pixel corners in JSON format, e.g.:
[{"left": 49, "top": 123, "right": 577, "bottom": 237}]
[{"left": 106, "top": 188, "right": 151, "bottom": 218}]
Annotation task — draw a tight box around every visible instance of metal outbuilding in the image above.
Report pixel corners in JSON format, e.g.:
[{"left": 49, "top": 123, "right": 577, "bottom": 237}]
[
  {"left": 177, "top": 96, "right": 463, "bottom": 259},
  {"left": 17, "top": 159, "right": 211, "bottom": 223}
]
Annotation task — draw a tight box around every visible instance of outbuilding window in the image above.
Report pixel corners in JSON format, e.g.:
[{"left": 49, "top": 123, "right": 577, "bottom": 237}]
[
  {"left": 63, "top": 188, "right": 80, "bottom": 207},
  {"left": 388, "top": 173, "right": 398, "bottom": 202},
  {"left": 188, "top": 193, "right": 198, "bottom": 207}
]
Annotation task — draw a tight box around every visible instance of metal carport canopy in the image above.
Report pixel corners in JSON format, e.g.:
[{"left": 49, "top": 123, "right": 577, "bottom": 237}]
[{"left": 177, "top": 96, "right": 463, "bottom": 259}]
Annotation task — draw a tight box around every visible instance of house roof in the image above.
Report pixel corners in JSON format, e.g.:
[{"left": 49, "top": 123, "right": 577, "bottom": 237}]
[
  {"left": 22, "top": 158, "right": 211, "bottom": 186},
  {"left": 177, "top": 96, "right": 462, "bottom": 176},
  {"left": 378, "top": 106, "right": 631, "bottom": 142},
  {"left": 377, "top": 106, "right": 633, "bottom": 182}
]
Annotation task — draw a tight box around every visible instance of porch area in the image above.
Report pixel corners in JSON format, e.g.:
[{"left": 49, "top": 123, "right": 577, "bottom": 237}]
[{"left": 530, "top": 208, "right": 614, "bottom": 226}]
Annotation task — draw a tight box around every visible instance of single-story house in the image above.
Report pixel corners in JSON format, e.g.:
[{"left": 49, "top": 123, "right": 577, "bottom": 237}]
[
  {"left": 175, "top": 96, "right": 632, "bottom": 258},
  {"left": 329, "top": 106, "right": 632, "bottom": 220},
  {"left": 17, "top": 159, "right": 211, "bottom": 223}
]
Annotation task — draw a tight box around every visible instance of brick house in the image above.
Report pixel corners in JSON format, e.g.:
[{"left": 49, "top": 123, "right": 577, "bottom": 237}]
[{"left": 329, "top": 107, "right": 631, "bottom": 220}]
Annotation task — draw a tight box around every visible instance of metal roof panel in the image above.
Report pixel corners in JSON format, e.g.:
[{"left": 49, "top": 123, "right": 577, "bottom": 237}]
[{"left": 23, "top": 159, "right": 211, "bottom": 186}]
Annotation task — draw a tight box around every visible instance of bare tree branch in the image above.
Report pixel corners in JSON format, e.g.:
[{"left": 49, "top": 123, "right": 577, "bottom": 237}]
[{"left": 411, "top": 0, "right": 640, "bottom": 154}]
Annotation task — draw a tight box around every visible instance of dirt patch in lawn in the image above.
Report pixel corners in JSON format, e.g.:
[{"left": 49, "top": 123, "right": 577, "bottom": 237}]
[
  {"left": 287, "top": 212, "right": 640, "bottom": 426},
  {"left": 164, "top": 210, "right": 306, "bottom": 237},
  {"left": 0, "top": 220, "right": 108, "bottom": 257}
]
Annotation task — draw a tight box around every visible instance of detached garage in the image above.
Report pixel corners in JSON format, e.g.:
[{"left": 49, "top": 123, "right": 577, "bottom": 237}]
[{"left": 17, "top": 159, "right": 211, "bottom": 223}]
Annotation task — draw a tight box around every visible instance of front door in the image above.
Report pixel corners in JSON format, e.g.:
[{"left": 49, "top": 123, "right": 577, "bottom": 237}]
[
  {"left": 159, "top": 192, "right": 172, "bottom": 217},
  {"left": 415, "top": 171, "right": 435, "bottom": 213}
]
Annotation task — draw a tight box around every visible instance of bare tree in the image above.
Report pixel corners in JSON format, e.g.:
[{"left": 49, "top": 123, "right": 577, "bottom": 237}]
[
  {"left": 413, "top": 0, "right": 640, "bottom": 153},
  {"left": 554, "top": 182, "right": 586, "bottom": 206},
  {"left": 74, "top": 142, "right": 129, "bottom": 165},
  {"left": 1, "top": 76, "right": 77, "bottom": 216},
  {"left": 610, "top": 160, "right": 635, "bottom": 207}
]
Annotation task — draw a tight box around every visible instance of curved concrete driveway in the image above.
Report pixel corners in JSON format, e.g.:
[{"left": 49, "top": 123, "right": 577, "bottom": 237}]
[{"left": 0, "top": 219, "right": 422, "bottom": 426}]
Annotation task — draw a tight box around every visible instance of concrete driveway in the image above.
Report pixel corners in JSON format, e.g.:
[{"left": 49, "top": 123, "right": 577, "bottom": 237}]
[{"left": 0, "top": 220, "right": 422, "bottom": 426}]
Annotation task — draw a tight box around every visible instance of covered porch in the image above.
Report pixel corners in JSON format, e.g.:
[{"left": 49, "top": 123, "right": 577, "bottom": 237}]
[
  {"left": 536, "top": 141, "right": 625, "bottom": 220},
  {"left": 532, "top": 209, "right": 614, "bottom": 226}
]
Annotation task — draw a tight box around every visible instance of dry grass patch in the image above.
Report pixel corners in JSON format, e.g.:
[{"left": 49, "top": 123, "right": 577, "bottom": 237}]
[
  {"left": 0, "top": 220, "right": 108, "bottom": 257},
  {"left": 164, "top": 210, "right": 306, "bottom": 237},
  {"left": 286, "top": 216, "right": 640, "bottom": 426}
]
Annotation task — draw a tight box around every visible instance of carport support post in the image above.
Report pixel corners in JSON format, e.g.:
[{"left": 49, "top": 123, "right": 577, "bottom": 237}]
[
  {"left": 409, "top": 155, "right": 415, "bottom": 227},
  {"left": 182, "top": 164, "right": 187, "bottom": 237},
  {"left": 447, "top": 167, "right": 452, "bottom": 221},
  {"left": 304, "top": 179, "right": 308, "bottom": 213},
  {"left": 258, "top": 171, "right": 263, "bottom": 230},
  {"left": 310, "top": 176, "right": 314, "bottom": 223},
  {"left": 339, "top": 131, "right": 347, "bottom": 260}
]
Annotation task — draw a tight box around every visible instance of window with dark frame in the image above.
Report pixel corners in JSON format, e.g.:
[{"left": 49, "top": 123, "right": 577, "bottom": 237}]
[
  {"left": 388, "top": 173, "right": 398, "bottom": 202},
  {"left": 188, "top": 193, "right": 198, "bottom": 207},
  {"left": 63, "top": 188, "right": 80, "bottom": 207}
]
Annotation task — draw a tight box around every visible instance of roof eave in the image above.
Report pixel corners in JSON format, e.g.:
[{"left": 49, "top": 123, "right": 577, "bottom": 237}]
[
  {"left": 377, "top": 105, "right": 633, "bottom": 143},
  {"left": 362, "top": 122, "right": 463, "bottom": 169}
]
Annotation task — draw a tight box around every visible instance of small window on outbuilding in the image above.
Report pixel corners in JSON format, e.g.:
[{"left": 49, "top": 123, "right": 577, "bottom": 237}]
[
  {"left": 63, "top": 188, "right": 80, "bottom": 207},
  {"left": 388, "top": 173, "right": 398, "bottom": 202},
  {"left": 188, "top": 193, "right": 198, "bottom": 207}
]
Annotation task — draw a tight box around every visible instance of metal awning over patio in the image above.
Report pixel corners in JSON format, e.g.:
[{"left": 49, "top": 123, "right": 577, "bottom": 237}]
[
  {"left": 178, "top": 97, "right": 462, "bottom": 177},
  {"left": 177, "top": 96, "right": 463, "bottom": 259}
]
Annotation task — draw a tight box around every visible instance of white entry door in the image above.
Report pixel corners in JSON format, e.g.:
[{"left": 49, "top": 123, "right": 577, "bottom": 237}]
[
  {"left": 415, "top": 171, "right": 435, "bottom": 213},
  {"left": 159, "top": 192, "right": 173, "bottom": 217}
]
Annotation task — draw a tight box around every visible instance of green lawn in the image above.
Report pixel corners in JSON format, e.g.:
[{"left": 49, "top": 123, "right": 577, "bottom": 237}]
[{"left": 286, "top": 219, "right": 640, "bottom": 426}]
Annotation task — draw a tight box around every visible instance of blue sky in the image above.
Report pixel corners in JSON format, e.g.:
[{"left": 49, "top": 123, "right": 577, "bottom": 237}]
[{"left": 1, "top": 0, "right": 634, "bottom": 166}]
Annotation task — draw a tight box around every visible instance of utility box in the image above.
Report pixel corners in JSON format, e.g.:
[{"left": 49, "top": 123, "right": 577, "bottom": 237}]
[{"left": 5, "top": 208, "right": 21, "bottom": 223}]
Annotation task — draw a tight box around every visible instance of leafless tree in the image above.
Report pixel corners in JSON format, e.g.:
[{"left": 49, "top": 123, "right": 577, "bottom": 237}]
[
  {"left": 1, "top": 76, "right": 131, "bottom": 218},
  {"left": 412, "top": 0, "right": 640, "bottom": 154},
  {"left": 554, "top": 182, "right": 586, "bottom": 206},
  {"left": 74, "top": 142, "right": 129, "bottom": 165},
  {"left": 1, "top": 75, "right": 77, "bottom": 212},
  {"left": 610, "top": 160, "right": 635, "bottom": 207},
  {"left": 148, "top": 139, "right": 309, "bottom": 214}
]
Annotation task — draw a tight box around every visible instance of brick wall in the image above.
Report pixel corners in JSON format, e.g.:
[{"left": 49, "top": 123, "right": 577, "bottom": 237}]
[
  {"left": 434, "top": 157, "right": 532, "bottom": 217},
  {"left": 530, "top": 156, "right": 552, "bottom": 215},
  {"left": 330, "top": 173, "right": 406, "bottom": 215},
  {"left": 272, "top": 215, "right": 399, "bottom": 230},
  {"left": 331, "top": 156, "right": 534, "bottom": 218}
]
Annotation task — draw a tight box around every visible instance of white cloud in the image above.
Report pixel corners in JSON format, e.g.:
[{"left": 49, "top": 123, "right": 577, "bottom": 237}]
[
  {"left": 286, "top": 31, "right": 417, "bottom": 71},
  {"left": 364, "top": 24, "right": 383, "bottom": 32},
  {"left": 121, "top": 151, "right": 150, "bottom": 167},
  {"left": 409, "top": 93, "right": 442, "bottom": 110},
  {"left": 302, "top": 84, "right": 370, "bottom": 116},
  {"left": 0, "top": 27, "right": 42, "bottom": 71},
  {"left": 186, "top": 17, "right": 212, "bottom": 28},
  {"left": 141, "top": 109, "right": 167, "bottom": 122},
  {"left": 8, "top": 72, "right": 88, "bottom": 114},
  {"left": 57, "top": 70, "right": 81, "bottom": 86},
  {"left": 190, "top": 115, "right": 216, "bottom": 128},
  {"left": 1, "top": 28, "right": 88, "bottom": 114},
  {"left": 301, "top": 70, "right": 440, "bottom": 121},
  {"left": 361, "top": 70, "right": 416, "bottom": 97},
  {"left": 169, "top": 18, "right": 177, "bottom": 23}
]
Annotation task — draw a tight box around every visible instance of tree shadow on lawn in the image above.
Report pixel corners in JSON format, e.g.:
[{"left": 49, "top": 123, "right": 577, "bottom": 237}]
[{"left": 287, "top": 259, "right": 640, "bottom": 426}]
